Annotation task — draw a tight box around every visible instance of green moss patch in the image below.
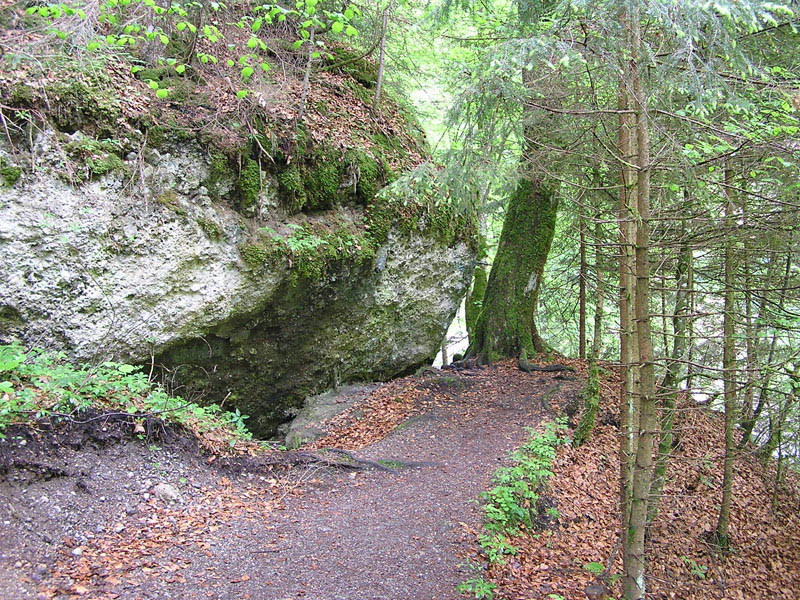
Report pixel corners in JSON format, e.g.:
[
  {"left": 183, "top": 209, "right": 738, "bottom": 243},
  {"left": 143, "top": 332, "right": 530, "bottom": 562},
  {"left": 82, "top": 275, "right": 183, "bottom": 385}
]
[
  {"left": 237, "top": 158, "right": 262, "bottom": 216},
  {"left": 365, "top": 166, "right": 479, "bottom": 251},
  {"left": 196, "top": 217, "right": 222, "bottom": 240},
  {"left": 63, "top": 135, "right": 126, "bottom": 182},
  {"left": 326, "top": 46, "right": 379, "bottom": 88},
  {"left": 1, "top": 159, "right": 22, "bottom": 187}
]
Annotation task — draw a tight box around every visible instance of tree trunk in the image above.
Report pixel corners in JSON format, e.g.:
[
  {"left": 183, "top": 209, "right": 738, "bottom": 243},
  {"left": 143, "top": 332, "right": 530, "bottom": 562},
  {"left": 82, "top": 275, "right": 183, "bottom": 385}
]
[
  {"left": 371, "top": 6, "right": 388, "bottom": 116},
  {"left": 469, "top": 175, "right": 558, "bottom": 361},
  {"left": 574, "top": 209, "right": 604, "bottom": 446},
  {"left": 715, "top": 163, "right": 737, "bottom": 551},
  {"left": 465, "top": 264, "right": 488, "bottom": 346},
  {"left": 623, "top": 7, "right": 657, "bottom": 596},
  {"left": 617, "top": 39, "right": 638, "bottom": 596},
  {"left": 579, "top": 211, "right": 587, "bottom": 359},
  {"left": 739, "top": 253, "right": 791, "bottom": 448},
  {"left": 647, "top": 206, "right": 690, "bottom": 526},
  {"left": 295, "top": 27, "right": 315, "bottom": 126}
]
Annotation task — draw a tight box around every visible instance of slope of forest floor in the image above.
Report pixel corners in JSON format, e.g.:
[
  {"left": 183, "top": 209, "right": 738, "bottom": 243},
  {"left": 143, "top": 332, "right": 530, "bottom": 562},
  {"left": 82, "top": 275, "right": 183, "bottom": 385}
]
[{"left": 1, "top": 360, "right": 798, "bottom": 600}]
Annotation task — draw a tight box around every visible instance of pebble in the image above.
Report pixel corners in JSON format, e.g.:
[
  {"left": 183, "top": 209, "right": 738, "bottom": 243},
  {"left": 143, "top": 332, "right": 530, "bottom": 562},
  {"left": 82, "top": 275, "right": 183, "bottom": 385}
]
[
  {"left": 70, "top": 548, "right": 83, "bottom": 557},
  {"left": 113, "top": 523, "right": 125, "bottom": 534},
  {"left": 153, "top": 483, "right": 182, "bottom": 504}
]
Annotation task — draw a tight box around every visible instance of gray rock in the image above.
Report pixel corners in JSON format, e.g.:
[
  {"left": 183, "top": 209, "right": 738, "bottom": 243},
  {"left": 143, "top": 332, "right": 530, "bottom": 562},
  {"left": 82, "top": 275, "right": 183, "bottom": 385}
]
[
  {"left": 153, "top": 483, "right": 182, "bottom": 504},
  {"left": 0, "top": 129, "right": 475, "bottom": 437},
  {"left": 284, "top": 384, "right": 379, "bottom": 449}
]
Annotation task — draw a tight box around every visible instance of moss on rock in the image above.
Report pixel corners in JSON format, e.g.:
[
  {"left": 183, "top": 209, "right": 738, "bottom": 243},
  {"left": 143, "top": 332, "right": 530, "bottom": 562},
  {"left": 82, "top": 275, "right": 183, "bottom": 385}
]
[
  {"left": 237, "top": 158, "right": 262, "bottom": 216},
  {"left": 1, "top": 161, "right": 22, "bottom": 187},
  {"left": 327, "top": 46, "right": 378, "bottom": 88},
  {"left": 196, "top": 217, "right": 222, "bottom": 240},
  {"left": 63, "top": 135, "right": 126, "bottom": 182},
  {"left": 277, "top": 164, "right": 306, "bottom": 213}
]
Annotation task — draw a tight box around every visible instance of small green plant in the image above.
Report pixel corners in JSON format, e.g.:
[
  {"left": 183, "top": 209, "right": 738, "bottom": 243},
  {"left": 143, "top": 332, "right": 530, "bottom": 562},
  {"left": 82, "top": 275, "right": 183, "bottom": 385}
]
[
  {"left": 25, "top": 0, "right": 362, "bottom": 98},
  {"left": 457, "top": 577, "right": 497, "bottom": 600},
  {"left": 481, "top": 419, "right": 568, "bottom": 539},
  {"left": 582, "top": 561, "right": 604, "bottom": 576},
  {"left": 0, "top": 343, "right": 252, "bottom": 444},
  {"left": 681, "top": 556, "right": 708, "bottom": 580},
  {"left": 478, "top": 532, "right": 520, "bottom": 565}
]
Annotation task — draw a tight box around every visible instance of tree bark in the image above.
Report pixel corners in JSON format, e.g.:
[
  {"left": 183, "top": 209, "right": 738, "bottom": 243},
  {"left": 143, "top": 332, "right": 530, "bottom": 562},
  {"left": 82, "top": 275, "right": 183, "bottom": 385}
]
[
  {"left": 574, "top": 208, "right": 604, "bottom": 446},
  {"left": 295, "top": 27, "right": 315, "bottom": 126},
  {"left": 465, "top": 264, "right": 488, "bottom": 346},
  {"left": 371, "top": 6, "right": 388, "bottom": 116},
  {"left": 579, "top": 211, "right": 587, "bottom": 359},
  {"left": 623, "top": 7, "right": 657, "bottom": 596},
  {"left": 469, "top": 175, "right": 558, "bottom": 361},
  {"left": 715, "top": 162, "right": 737, "bottom": 551},
  {"left": 617, "top": 37, "right": 638, "bottom": 596}
]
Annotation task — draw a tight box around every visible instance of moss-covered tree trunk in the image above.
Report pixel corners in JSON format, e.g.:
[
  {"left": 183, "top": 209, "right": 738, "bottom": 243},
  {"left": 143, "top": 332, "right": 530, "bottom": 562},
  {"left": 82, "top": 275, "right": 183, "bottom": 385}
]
[
  {"left": 468, "top": 177, "right": 558, "bottom": 362},
  {"left": 465, "top": 264, "right": 487, "bottom": 345}
]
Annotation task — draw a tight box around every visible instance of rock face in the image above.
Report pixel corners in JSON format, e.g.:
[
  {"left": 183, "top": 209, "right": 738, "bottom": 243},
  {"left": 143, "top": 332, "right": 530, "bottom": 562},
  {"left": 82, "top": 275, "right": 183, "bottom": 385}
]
[
  {"left": 0, "top": 130, "right": 475, "bottom": 436},
  {"left": 282, "top": 383, "right": 380, "bottom": 449}
]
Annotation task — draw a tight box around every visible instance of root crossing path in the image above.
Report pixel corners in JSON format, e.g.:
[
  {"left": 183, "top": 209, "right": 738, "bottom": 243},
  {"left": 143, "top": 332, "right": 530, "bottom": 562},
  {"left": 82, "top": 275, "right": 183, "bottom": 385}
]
[{"left": 2, "top": 365, "right": 580, "bottom": 600}]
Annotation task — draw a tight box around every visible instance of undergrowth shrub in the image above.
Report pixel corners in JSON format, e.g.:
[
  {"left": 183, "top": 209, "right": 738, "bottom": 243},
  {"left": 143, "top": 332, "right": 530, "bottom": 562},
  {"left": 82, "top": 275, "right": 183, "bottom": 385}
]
[
  {"left": 459, "top": 418, "right": 569, "bottom": 599},
  {"left": 0, "top": 343, "right": 252, "bottom": 444}
]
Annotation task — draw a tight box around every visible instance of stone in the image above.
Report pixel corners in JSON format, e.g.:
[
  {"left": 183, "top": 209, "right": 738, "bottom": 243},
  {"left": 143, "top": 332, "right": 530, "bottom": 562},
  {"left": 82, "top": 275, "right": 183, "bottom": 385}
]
[
  {"left": 0, "top": 129, "right": 476, "bottom": 437},
  {"left": 153, "top": 483, "right": 182, "bottom": 504},
  {"left": 284, "top": 384, "right": 379, "bottom": 449}
]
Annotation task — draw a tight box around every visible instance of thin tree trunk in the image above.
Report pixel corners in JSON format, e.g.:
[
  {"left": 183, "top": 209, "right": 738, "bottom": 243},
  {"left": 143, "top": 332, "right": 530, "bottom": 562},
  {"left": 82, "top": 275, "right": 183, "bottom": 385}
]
[
  {"left": 466, "top": 264, "right": 488, "bottom": 345},
  {"left": 686, "top": 252, "right": 695, "bottom": 393},
  {"left": 371, "top": 7, "right": 388, "bottom": 116},
  {"left": 739, "top": 253, "right": 791, "bottom": 448},
  {"left": 617, "top": 29, "right": 638, "bottom": 594},
  {"left": 295, "top": 27, "right": 315, "bottom": 125},
  {"left": 574, "top": 207, "right": 604, "bottom": 446},
  {"left": 715, "top": 162, "right": 737, "bottom": 551},
  {"left": 623, "top": 6, "right": 657, "bottom": 596},
  {"left": 647, "top": 205, "right": 690, "bottom": 526},
  {"left": 579, "top": 211, "right": 587, "bottom": 359}
]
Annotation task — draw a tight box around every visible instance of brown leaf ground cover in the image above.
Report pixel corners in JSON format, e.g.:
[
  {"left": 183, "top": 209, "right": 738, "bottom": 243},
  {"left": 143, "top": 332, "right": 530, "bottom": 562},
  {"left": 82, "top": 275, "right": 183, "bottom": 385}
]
[
  {"left": 2, "top": 359, "right": 797, "bottom": 599},
  {"left": 476, "top": 358, "right": 800, "bottom": 600}
]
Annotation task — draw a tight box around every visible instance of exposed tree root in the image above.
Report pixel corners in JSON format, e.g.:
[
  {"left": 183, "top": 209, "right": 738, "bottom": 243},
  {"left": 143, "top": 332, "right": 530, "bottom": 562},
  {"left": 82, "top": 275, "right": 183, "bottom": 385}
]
[
  {"left": 517, "top": 359, "right": 575, "bottom": 374},
  {"left": 216, "top": 447, "right": 403, "bottom": 475}
]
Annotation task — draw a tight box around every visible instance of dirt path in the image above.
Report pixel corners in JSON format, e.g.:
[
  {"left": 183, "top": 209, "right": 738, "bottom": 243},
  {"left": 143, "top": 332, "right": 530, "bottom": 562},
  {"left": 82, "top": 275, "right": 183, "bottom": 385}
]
[{"left": 1, "top": 365, "right": 581, "bottom": 600}]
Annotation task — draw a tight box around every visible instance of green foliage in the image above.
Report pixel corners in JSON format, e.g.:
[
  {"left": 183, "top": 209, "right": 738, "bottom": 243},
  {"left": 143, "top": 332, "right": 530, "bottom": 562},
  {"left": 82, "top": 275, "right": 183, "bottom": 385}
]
[
  {"left": 582, "top": 561, "right": 604, "bottom": 576},
  {"left": 63, "top": 135, "right": 125, "bottom": 181},
  {"left": 458, "top": 419, "right": 567, "bottom": 598},
  {"left": 327, "top": 45, "right": 378, "bottom": 87},
  {"left": 681, "top": 556, "right": 708, "bottom": 580},
  {"left": 244, "top": 223, "right": 374, "bottom": 281},
  {"left": 457, "top": 577, "right": 497, "bottom": 599},
  {"left": 0, "top": 344, "right": 252, "bottom": 442},
  {"left": 238, "top": 158, "right": 263, "bottom": 214},
  {"left": 365, "top": 164, "right": 479, "bottom": 250},
  {"left": 572, "top": 358, "right": 599, "bottom": 446},
  {"left": 22, "top": 0, "right": 362, "bottom": 98},
  {"left": 465, "top": 418, "right": 569, "bottom": 577},
  {"left": 482, "top": 419, "right": 567, "bottom": 536}
]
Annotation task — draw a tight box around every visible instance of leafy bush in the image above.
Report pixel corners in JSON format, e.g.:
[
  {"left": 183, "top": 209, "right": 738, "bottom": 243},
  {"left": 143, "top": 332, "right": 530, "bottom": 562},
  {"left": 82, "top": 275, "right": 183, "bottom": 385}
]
[
  {"left": 19, "top": 0, "right": 362, "bottom": 99},
  {"left": 465, "top": 419, "right": 568, "bottom": 575},
  {"left": 0, "top": 343, "right": 252, "bottom": 444}
]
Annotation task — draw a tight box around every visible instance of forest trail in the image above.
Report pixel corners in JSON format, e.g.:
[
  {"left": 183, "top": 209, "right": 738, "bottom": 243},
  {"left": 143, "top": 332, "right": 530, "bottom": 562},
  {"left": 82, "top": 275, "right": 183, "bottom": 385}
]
[{"left": 1, "top": 364, "right": 581, "bottom": 600}]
